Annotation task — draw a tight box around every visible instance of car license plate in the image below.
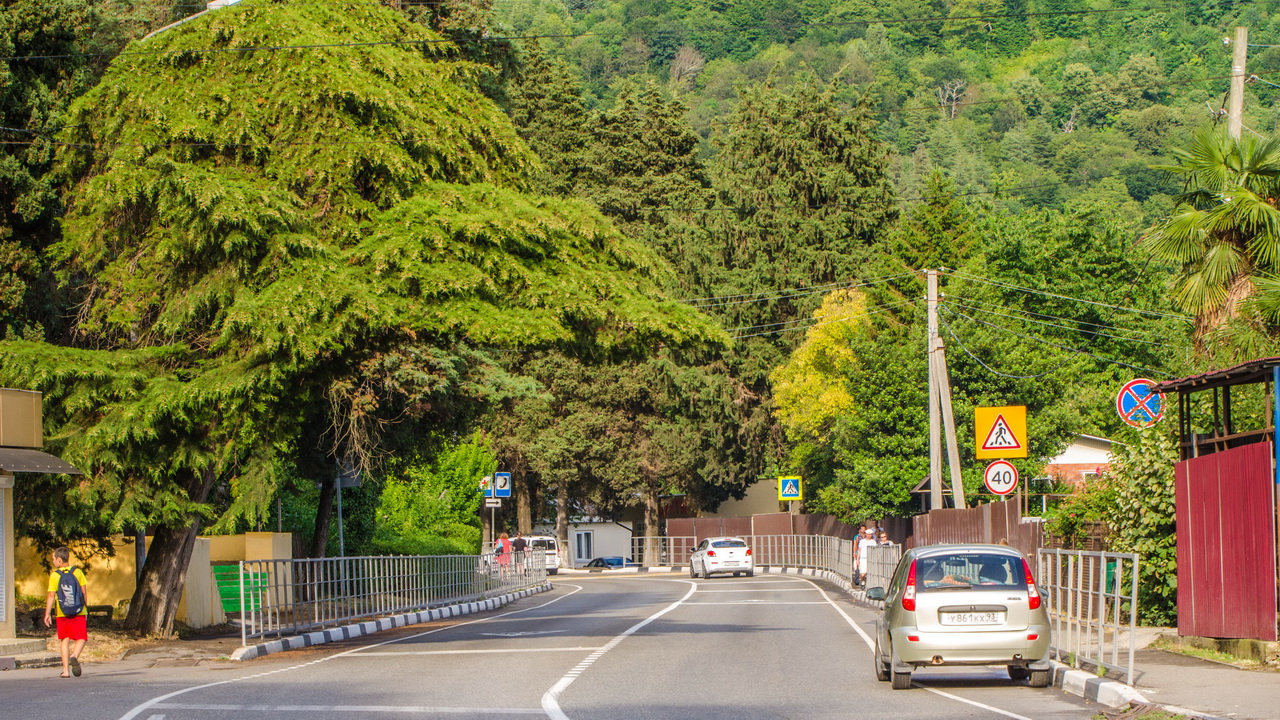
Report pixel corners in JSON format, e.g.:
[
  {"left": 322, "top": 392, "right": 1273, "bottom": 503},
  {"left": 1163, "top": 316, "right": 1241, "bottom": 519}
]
[
  {"left": 722, "top": 561, "right": 738, "bottom": 567},
  {"left": 941, "top": 611, "right": 1002, "bottom": 625}
]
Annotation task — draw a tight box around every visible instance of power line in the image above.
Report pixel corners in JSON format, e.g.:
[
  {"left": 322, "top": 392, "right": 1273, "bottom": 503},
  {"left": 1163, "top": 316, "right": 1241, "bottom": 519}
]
[
  {"left": 686, "top": 273, "right": 915, "bottom": 309},
  {"left": 730, "top": 297, "right": 919, "bottom": 340},
  {"left": 726, "top": 294, "right": 918, "bottom": 333},
  {"left": 942, "top": 305, "right": 1172, "bottom": 377},
  {"left": 944, "top": 270, "right": 1192, "bottom": 321},
  {"left": 939, "top": 313, "right": 1056, "bottom": 379},
  {"left": 944, "top": 298, "right": 1171, "bottom": 346},
  {"left": 944, "top": 295, "right": 1171, "bottom": 339}
]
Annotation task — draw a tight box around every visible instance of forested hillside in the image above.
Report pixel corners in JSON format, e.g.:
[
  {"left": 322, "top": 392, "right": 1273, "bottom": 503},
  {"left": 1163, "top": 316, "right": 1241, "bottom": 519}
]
[{"left": 4, "top": 0, "right": 1279, "bottom": 635}]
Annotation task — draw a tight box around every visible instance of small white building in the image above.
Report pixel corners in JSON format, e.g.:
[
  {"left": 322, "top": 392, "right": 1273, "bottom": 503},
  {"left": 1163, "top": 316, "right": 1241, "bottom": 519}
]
[
  {"left": 1044, "top": 434, "right": 1116, "bottom": 486},
  {"left": 534, "top": 519, "right": 636, "bottom": 567}
]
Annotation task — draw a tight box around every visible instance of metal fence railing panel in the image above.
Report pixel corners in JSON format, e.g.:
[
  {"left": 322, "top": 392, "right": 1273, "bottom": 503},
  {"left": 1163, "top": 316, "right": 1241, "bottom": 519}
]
[
  {"left": 237, "top": 552, "right": 547, "bottom": 645},
  {"left": 1037, "top": 548, "right": 1140, "bottom": 684}
]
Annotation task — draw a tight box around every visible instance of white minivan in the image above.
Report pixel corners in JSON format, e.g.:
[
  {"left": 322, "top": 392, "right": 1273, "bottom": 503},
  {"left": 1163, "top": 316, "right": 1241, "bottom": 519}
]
[{"left": 525, "top": 535, "right": 561, "bottom": 575}]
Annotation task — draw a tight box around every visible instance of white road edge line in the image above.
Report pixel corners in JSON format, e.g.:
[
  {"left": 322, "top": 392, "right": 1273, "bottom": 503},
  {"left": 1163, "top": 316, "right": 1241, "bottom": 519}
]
[
  {"left": 799, "top": 578, "right": 1037, "bottom": 720},
  {"left": 114, "top": 585, "right": 585, "bottom": 720},
  {"left": 541, "top": 580, "right": 697, "bottom": 720}
]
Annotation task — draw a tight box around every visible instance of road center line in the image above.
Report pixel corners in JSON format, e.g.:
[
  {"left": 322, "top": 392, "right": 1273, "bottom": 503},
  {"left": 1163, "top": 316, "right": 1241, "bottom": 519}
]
[
  {"left": 115, "top": 585, "right": 585, "bottom": 720},
  {"left": 541, "top": 580, "right": 697, "bottom": 720},
  {"left": 338, "top": 646, "right": 603, "bottom": 656},
  {"left": 153, "top": 702, "right": 544, "bottom": 714},
  {"left": 800, "top": 578, "right": 1037, "bottom": 720}
]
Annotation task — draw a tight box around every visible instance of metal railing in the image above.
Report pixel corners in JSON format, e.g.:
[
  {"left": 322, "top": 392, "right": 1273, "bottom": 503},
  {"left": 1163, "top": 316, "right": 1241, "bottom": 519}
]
[
  {"left": 1037, "top": 548, "right": 1140, "bottom": 684},
  {"left": 862, "top": 544, "right": 903, "bottom": 607},
  {"left": 236, "top": 551, "right": 547, "bottom": 645},
  {"left": 630, "top": 534, "right": 869, "bottom": 587}
]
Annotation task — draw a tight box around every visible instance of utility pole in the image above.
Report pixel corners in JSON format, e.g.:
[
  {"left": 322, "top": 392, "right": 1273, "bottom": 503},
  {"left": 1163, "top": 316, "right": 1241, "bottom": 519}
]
[
  {"left": 1229, "top": 26, "right": 1248, "bottom": 141},
  {"left": 926, "top": 269, "right": 966, "bottom": 509},
  {"left": 927, "top": 270, "right": 943, "bottom": 510}
]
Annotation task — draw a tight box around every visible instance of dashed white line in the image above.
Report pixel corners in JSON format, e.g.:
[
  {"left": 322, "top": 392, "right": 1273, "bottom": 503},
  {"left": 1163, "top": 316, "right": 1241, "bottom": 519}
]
[{"left": 115, "top": 586, "right": 584, "bottom": 720}]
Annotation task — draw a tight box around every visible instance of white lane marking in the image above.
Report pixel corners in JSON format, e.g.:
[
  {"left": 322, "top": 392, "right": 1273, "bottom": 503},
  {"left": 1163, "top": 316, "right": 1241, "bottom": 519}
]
[
  {"left": 145, "top": 716, "right": 165, "bottom": 720},
  {"left": 479, "top": 630, "right": 566, "bottom": 637},
  {"left": 115, "top": 585, "right": 585, "bottom": 720},
  {"left": 340, "top": 647, "right": 602, "bottom": 657},
  {"left": 695, "top": 588, "right": 816, "bottom": 593},
  {"left": 681, "top": 601, "right": 830, "bottom": 605},
  {"left": 153, "top": 702, "right": 543, "bottom": 714},
  {"left": 541, "top": 580, "right": 697, "bottom": 720},
  {"left": 801, "top": 578, "right": 1037, "bottom": 720}
]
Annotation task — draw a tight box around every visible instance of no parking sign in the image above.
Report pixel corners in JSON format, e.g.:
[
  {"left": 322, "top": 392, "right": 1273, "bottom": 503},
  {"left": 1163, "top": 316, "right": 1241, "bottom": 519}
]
[{"left": 1116, "top": 379, "right": 1165, "bottom": 428}]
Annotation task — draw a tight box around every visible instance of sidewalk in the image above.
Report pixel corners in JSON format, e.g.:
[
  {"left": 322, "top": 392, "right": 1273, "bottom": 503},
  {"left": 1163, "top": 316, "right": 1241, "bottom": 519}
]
[{"left": 1123, "top": 645, "right": 1280, "bottom": 720}]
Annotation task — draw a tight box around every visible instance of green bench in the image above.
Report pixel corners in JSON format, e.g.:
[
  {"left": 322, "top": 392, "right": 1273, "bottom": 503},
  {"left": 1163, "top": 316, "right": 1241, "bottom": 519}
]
[{"left": 211, "top": 565, "right": 269, "bottom": 613}]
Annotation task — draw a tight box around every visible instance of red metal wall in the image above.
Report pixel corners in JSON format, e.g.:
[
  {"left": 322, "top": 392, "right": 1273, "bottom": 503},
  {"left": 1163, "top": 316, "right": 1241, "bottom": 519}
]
[{"left": 1175, "top": 442, "right": 1278, "bottom": 641}]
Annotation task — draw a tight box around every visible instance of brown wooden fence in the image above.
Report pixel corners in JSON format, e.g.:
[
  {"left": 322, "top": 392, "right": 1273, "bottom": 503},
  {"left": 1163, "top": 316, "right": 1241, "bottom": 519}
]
[{"left": 908, "top": 500, "right": 1045, "bottom": 573}]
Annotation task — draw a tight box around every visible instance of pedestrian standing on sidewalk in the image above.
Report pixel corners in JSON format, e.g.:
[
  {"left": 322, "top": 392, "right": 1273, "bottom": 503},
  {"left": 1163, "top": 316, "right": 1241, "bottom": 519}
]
[
  {"left": 44, "top": 546, "right": 89, "bottom": 679},
  {"left": 511, "top": 533, "right": 528, "bottom": 574},
  {"left": 856, "top": 527, "right": 878, "bottom": 586}
]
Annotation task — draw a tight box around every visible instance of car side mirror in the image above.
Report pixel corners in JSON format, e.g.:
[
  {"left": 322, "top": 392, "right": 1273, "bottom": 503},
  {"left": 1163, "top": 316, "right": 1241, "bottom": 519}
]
[
  {"left": 866, "top": 587, "right": 886, "bottom": 601},
  {"left": 690, "top": 548, "right": 696, "bottom": 553}
]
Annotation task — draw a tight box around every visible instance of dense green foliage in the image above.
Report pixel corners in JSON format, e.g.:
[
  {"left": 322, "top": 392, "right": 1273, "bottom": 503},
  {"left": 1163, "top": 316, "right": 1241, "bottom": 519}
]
[
  {"left": 1106, "top": 428, "right": 1179, "bottom": 625},
  {"left": 5, "top": 0, "right": 1275, "bottom": 634}
]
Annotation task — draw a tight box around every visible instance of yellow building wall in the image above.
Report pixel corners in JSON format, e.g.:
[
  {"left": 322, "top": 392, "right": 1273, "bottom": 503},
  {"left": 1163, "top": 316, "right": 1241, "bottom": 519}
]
[{"left": 15, "top": 532, "right": 290, "bottom": 628}]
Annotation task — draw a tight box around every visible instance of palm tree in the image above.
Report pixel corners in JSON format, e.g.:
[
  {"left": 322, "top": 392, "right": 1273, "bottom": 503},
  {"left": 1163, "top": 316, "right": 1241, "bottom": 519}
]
[{"left": 1143, "top": 128, "right": 1280, "bottom": 349}]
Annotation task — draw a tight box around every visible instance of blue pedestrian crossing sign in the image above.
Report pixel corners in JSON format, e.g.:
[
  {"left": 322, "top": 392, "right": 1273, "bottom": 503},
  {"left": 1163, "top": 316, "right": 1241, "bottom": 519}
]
[
  {"left": 778, "top": 476, "right": 803, "bottom": 501},
  {"left": 494, "top": 471, "right": 512, "bottom": 498}
]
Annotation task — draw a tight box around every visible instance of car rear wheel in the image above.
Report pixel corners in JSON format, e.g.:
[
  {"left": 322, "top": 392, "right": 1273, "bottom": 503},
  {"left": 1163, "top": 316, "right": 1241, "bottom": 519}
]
[
  {"left": 1007, "top": 665, "right": 1030, "bottom": 681},
  {"left": 548, "top": 569, "right": 558, "bottom": 576},
  {"left": 746, "top": 568, "right": 754, "bottom": 577},
  {"left": 890, "top": 648, "right": 912, "bottom": 690},
  {"left": 873, "top": 640, "right": 889, "bottom": 682},
  {"left": 732, "top": 571, "right": 741, "bottom": 577},
  {"left": 1028, "top": 668, "right": 1051, "bottom": 688},
  {"left": 700, "top": 564, "right": 710, "bottom": 579}
]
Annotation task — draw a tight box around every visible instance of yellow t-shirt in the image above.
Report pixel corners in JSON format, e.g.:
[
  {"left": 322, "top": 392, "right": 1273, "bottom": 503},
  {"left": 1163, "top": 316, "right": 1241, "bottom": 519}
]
[{"left": 47, "top": 567, "right": 89, "bottom": 618}]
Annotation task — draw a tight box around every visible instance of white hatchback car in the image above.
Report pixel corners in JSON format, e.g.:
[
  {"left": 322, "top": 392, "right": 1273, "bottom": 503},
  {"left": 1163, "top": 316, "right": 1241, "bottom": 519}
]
[{"left": 690, "top": 536, "right": 754, "bottom": 578}]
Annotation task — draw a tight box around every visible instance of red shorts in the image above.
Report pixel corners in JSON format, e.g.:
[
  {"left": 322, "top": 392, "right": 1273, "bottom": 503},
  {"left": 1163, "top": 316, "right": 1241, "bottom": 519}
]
[{"left": 56, "top": 615, "right": 87, "bottom": 641}]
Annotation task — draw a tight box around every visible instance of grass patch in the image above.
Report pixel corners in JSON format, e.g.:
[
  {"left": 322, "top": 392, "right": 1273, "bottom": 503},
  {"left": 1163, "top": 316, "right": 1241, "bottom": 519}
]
[
  {"left": 1151, "top": 638, "right": 1262, "bottom": 668},
  {"left": 1096, "top": 706, "right": 1195, "bottom": 720}
]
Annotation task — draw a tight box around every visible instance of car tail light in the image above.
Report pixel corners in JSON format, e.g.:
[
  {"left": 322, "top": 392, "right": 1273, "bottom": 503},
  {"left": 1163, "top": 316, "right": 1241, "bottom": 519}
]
[
  {"left": 707, "top": 550, "right": 716, "bottom": 557},
  {"left": 1027, "top": 634, "right": 1039, "bottom": 640},
  {"left": 1022, "top": 558, "right": 1041, "bottom": 610},
  {"left": 745, "top": 548, "right": 752, "bottom": 556},
  {"left": 902, "top": 560, "right": 917, "bottom": 611}
]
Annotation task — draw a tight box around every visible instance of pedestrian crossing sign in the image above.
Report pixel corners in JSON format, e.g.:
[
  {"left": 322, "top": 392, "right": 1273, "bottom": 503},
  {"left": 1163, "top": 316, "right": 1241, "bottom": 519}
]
[
  {"left": 975, "top": 406, "right": 1027, "bottom": 459},
  {"left": 778, "top": 476, "right": 803, "bottom": 501}
]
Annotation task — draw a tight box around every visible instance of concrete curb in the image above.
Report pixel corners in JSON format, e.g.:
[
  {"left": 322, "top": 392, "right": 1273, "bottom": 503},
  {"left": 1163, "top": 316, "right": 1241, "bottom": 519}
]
[
  {"left": 229, "top": 583, "right": 553, "bottom": 661},
  {"left": 1051, "top": 663, "right": 1147, "bottom": 708}
]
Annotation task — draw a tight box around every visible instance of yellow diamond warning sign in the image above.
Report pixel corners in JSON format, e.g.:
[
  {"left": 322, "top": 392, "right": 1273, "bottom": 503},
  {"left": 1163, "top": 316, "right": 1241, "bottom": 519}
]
[{"left": 975, "top": 406, "right": 1027, "bottom": 459}]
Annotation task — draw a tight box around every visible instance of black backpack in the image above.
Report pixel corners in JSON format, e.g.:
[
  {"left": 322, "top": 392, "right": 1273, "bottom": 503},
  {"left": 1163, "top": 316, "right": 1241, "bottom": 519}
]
[{"left": 55, "top": 567, "right": 85, "bottom": 617}]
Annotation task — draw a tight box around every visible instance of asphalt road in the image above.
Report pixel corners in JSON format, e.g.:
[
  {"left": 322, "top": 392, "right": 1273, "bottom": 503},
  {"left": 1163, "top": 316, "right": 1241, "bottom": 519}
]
[{"left": 1, "top": 575, "right": 1102, "bottom": 720}]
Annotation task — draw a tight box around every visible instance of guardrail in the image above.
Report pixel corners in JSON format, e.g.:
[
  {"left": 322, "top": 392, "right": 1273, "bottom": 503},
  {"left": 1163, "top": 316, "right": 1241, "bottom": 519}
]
[
  {"left": 1037, "top": 548, "right": 1140, "bottom": 684},
  {"left": 629, "top": 534, "right": 886, "bottom": 589},
  {"left": 234, "top": 551, "right": 547, "bottom": 645},
  {"left": 863, "top": 544, "right": 903, "bottom": 607}
]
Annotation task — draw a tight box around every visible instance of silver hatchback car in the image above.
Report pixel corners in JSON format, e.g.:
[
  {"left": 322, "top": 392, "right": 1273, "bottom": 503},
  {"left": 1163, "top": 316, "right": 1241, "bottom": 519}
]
[{"left": 866, "top": 544, "right": 1052, "bottom": 689}]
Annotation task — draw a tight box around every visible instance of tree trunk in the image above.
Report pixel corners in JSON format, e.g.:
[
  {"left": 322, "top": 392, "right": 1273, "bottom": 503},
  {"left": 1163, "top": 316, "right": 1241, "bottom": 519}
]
[
  {"left": 643, "top": 488, "right": 660, "bottom": 568},
  {"left": 515, "top": 466, "right": 532, "bottom": 536},
  {"left": 311, "top": 476, "right": 336, "bottom": 558},
  {"left": 555, "top": 479, "right": 569, "bottom": 568},
  {"left": 123, "top": 467, "right": 217, "bottom": 636}
]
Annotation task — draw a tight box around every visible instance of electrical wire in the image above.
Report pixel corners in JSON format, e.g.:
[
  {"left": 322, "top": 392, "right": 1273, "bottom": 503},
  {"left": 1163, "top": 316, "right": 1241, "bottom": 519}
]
[
  {"left": 730, "top": 297, "right": 919, "bottom": 340},
  {"left": 939, "top": 313, "right": 1057, "bottom": 379},
  {"left": 945, "top": 270, "right": 1192, "bottom": 321},
  {"left": 686, "top": 273, "right": 915, "bottom": 309},
  {"left": 944, "top": 298, "right": 1172, "bottom": 346},
  {"left": 942, "top": 305, "right": 1172, "bottom": 377},
  {"left": 726, "top": 295, "right": 919, "bottom": 333},
  {"left": 944, "top": 295, "right": 1175, "bottom": 339}
]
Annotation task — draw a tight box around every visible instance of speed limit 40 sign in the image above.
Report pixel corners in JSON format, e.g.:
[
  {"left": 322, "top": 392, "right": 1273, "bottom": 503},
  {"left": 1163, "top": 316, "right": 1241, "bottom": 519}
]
[{"left": 983, "top": 460, "right": 1019, "bottom": 496}]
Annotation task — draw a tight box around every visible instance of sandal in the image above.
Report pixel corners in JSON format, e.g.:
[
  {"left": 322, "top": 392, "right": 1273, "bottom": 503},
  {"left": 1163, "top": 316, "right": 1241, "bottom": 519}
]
[
  {"left": 59, "top": 673, "right": 70, "bottom": 678},
  {"left": 69, "top": 656, "right": 81, "bottom": 677}
]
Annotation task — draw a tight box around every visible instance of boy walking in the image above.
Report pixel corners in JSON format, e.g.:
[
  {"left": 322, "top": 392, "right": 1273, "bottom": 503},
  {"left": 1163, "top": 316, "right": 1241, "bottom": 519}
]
[{"left": 44, "top": 546, "right": 88, "bottom": 678}]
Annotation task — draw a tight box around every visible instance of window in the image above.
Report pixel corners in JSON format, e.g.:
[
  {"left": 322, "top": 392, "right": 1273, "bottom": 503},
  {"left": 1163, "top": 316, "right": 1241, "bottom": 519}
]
[{"left": 574, "top": 531, "right": 594, "bottom": 562}]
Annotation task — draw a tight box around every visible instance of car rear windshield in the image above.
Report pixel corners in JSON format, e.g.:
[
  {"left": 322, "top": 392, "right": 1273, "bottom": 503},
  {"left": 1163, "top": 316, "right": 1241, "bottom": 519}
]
[
  {"left": 711, "top": 540, "right": 747, "bottom": 548},
  {"left": 917, "top": 553, "right": 1026, "bottom": 590},
  {"left": 530, "top": 539, "right": 556, "bottom": 550}
]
